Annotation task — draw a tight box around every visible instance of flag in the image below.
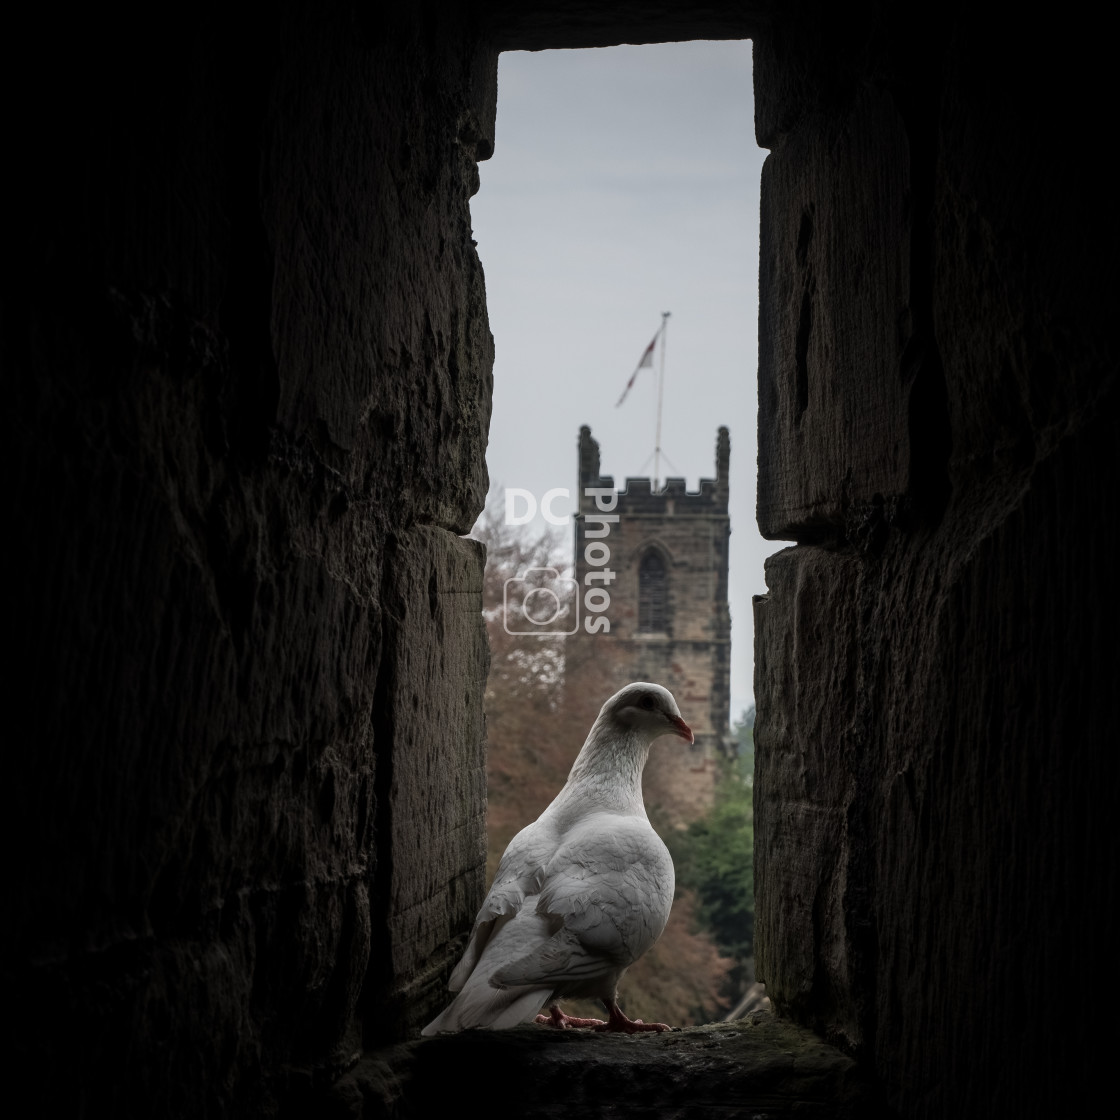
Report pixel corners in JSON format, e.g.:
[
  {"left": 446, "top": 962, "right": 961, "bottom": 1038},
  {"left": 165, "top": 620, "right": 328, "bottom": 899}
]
[{"left": 616, "top": 329, "right": 659, "bottom": 407}]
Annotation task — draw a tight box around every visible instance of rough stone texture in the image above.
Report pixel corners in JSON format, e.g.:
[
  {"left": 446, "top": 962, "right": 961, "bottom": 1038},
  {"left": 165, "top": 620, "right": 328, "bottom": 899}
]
[
  {"left": 482, "top": 0, "right": 767, "bottom": 50},
  {"left": 758, "top": 85, "right": 913, "bottom": 540},
  {"left": 329, "top": 1012, "right": 881, "bottom": 1119},
  {"left": 373, "top": 527, "right": 489, "bottom": 1043},
  {"left": 753, "top": 4, "right": 1117, "bottom": 1118},
  {"left": 754, "top": 546, "right": 863, "bottom": 1040},
  {"left": 9, "top": 4, "right": 494, "bottom": 1114}
]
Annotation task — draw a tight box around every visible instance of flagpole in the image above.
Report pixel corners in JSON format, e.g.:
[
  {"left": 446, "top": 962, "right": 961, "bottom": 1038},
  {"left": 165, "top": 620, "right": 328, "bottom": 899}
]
[{"left": 654, "top": 311, "right": 670, "bottom": 490}]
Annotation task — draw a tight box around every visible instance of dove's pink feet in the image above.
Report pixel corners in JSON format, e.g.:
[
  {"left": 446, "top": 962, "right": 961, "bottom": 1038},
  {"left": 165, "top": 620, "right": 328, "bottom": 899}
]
[
  {"left": 535, "top": 1005, "right": 607, "bottom": 1029},
  {"left": 591, "top": 1002, "right": 672, "bottom": 1034}
]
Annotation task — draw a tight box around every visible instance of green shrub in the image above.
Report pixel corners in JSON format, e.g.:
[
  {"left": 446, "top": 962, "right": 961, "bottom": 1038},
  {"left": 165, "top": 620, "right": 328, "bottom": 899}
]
[{"left": 668, "top": 709, "right": 755, "bottom": 997}]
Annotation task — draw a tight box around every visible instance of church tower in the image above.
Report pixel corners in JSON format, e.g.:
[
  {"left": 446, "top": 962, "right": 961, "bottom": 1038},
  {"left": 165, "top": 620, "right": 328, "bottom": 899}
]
[{"left": 573, "top": 425, "right": 732, "bottom": 821}]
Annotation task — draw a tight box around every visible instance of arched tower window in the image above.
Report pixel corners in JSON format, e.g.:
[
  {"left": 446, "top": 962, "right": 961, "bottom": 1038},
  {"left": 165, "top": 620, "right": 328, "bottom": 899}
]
[{"left": 638, "top": 550, "right": 668, "bottom": 633}]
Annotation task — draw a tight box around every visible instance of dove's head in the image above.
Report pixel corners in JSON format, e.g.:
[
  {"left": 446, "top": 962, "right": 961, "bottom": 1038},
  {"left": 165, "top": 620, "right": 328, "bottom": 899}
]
[{"left": 602, "top": 682, "right": 694, "bottom": 745}]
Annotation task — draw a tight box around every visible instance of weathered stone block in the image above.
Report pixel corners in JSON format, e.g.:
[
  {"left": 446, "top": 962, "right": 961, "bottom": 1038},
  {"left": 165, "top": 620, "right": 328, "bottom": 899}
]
[
  {"left": 753, "top": 545, "right": 862, "bottom": 1048},
  {"left": 373, "top": 525, "right": 489, "bottom": 1040},
  {"left": 757, "top": 85, "right": 912, "bottom": 541}
]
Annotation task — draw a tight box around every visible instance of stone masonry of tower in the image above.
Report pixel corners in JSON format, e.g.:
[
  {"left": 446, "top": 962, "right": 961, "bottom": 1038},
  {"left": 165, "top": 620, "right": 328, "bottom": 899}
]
[{"left": 574, "top": 425, "right": 732, "bottom": 824}]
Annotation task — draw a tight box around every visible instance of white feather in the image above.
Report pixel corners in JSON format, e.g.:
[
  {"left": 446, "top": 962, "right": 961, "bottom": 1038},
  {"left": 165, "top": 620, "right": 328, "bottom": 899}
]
[{"left": 421, "top": 682, "right": 691, "bottom": 1035}]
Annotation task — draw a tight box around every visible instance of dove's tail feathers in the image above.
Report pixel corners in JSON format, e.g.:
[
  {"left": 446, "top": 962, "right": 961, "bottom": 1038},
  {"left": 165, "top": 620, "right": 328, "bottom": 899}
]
[
  {"left": 421, "top": 982, "right": 551, "bottom": 1035},
  {"left": 447, "top": 930, "right": 484, "bottom": 992},
  {"left": 487, "top": 986, "right": 554, "bottom": 1029},
  {"left": 448, "top": 909, "right": 515, "bottom": 992}
]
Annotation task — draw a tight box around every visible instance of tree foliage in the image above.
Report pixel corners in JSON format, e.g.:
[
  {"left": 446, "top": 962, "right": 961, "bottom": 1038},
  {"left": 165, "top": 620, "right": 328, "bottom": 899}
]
[{"left": 666, "top": 709, "right": 756, "bottom": 998}]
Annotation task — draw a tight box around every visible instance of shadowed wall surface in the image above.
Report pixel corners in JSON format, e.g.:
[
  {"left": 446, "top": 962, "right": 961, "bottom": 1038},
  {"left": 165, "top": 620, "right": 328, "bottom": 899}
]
[
  {"left": 6, "top": 2, "right": 1114, "bottom": 1117},
  {"left": 752, "top": 4, "right": 1117, "bottom": 1118},
  {"left": 9, "top": 4, "right": 495, "bottom": 1113}
]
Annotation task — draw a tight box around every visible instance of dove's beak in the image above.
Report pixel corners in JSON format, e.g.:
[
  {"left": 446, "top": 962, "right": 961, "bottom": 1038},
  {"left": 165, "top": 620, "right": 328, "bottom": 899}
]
[{"left": 670, "top": 716, "right": 694, "bottom": 744}]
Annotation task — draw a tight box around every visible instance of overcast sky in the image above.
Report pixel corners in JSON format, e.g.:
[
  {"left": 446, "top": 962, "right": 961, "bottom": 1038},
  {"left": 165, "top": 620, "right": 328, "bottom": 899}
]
[{"left": 470, "top": 40, "right": 778, "bottom": 719}]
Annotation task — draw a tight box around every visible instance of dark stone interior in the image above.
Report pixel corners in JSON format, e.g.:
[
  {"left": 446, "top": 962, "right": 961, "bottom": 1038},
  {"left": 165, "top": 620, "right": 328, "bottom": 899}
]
[{"left": 9, "top": 2, "right": 1113, "bottom": 1116}]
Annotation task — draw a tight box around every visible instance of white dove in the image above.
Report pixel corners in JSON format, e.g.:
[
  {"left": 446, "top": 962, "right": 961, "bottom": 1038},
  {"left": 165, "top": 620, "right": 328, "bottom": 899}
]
[{"left": 422, "top": 681, "right": 694, "bottom": 1035}]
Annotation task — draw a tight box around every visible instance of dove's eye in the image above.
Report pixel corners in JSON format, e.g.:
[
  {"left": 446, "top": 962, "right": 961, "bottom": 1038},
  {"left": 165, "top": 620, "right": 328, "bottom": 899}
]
[{"left": 639, "top": 695, "right": 656, "bottom": 711}]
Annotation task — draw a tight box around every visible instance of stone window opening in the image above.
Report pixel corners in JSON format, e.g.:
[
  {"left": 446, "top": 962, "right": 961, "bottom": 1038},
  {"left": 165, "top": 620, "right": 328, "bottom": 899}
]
[{"left": 27, "top": 5, "right": 1105, "bottom": 1114}]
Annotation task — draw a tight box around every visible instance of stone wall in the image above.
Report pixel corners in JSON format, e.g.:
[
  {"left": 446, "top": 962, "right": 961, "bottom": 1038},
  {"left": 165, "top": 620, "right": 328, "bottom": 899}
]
[
  {"left": 752, "top": 4, "right": 1117, "bottom": 1117},
  {"left": 9, "top": 1, "right": 1115, "bottom": 1116},
  {"left": 9, "top": 4, "right": 496, "bottom": 1114}
]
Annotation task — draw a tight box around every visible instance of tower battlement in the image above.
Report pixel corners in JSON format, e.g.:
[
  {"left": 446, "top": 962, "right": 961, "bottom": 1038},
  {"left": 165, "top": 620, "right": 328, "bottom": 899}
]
[{"left": 577, "top": 425, "right": 730, "bottom": 514}]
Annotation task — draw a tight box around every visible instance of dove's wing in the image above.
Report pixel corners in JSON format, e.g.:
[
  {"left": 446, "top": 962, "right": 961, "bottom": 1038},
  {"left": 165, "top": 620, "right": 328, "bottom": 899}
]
[
  {"left": 493, "top": 811, "right": 674, "bottom": 989},
  {"left": 448, "top": 816, "right": 559, "bottom": 990}
]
